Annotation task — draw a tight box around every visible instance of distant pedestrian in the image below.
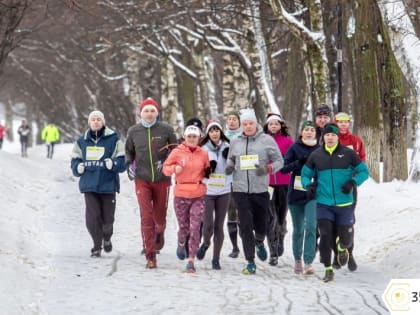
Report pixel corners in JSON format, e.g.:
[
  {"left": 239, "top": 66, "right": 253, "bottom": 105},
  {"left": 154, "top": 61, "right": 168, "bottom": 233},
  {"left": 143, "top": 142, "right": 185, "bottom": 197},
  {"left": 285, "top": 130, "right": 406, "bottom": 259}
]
[
  {"left": 163, "top": 124, "right": 210, "bottom": 273},
  {"left": 0, "top": 121, "right": 7, "bottom": 150},
  {"left": 196, "top": 120, "right": 231, "bottom": 270},
  {"left": 70, "top": 110, "right": 125, "bottom": 258},
  {"left": 263, "top": 113, "right": 293, "bottom": 266},
  {"left": 301, "top": 123, "right": 369, "bottom": 282},
  {"left": 225, "top": 108, "right": 283, "bottom": 275},
  {"left": 224, "top": 110, "right": 242, "bottom": 258},
  {"left": 41, "top": 123, "right": 60, "bottom": 158},
  {"left": 314, "top": 105, "right": 332, "bottom": 143},
  {"left": 280, "top": 121, "right": 319, "bottom": 275},
  {"left": 17, "top": 120, "right": 31, "bottom": 157},
  {"left": 125, "top": 97, "right": 178, "bottom": 269}
]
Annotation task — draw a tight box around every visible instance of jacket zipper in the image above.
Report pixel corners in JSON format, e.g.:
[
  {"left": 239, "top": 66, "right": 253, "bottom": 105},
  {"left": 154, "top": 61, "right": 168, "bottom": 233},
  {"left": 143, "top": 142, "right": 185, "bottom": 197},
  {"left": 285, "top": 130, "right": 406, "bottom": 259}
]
[{"left": 148, "top": 128, "right": 155, "bottom": 182}]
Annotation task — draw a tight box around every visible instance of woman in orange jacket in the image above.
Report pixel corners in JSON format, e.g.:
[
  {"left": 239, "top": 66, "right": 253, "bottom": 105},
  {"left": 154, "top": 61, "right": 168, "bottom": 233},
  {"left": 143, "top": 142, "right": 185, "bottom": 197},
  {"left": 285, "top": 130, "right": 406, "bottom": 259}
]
[{"left": 163, "top": 125, "right": 210, "bottom": 273}]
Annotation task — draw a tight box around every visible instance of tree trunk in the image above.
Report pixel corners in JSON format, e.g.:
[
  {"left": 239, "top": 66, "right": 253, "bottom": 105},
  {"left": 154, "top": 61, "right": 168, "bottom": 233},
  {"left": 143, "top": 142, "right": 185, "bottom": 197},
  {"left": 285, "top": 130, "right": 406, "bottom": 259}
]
[
  {"left": 160, "top": 60, "right": 179, "bottom": 133},
  {"left": 126, "top": 51, "right": 143, "bottom": 113},
  {"left": 375, "top": 2, "right": 408, "bottom": 181},
  {"left": 283, "top": 37, "right": 307, "bottom": 138},
  {"left": 349, "top": 0, "right": 383, "bottom": 182},
  {"left": 306, "top": 0, "right": 330, "bottom": 108}
]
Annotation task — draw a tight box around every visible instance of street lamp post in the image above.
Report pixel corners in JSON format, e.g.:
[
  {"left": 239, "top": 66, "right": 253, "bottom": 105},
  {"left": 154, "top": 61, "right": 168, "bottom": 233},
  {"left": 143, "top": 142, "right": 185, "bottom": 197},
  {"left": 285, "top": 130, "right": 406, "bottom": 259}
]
[{"left": 337, "top": 0, "right": 343, "bottom": 112}]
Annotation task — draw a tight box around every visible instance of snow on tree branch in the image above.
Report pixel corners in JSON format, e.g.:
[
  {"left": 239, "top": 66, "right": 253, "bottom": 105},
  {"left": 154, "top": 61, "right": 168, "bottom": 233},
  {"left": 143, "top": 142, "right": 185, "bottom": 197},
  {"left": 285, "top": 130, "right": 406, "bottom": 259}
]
[{"left": 269, "top": 0, "right": 325, "bottom": 49}]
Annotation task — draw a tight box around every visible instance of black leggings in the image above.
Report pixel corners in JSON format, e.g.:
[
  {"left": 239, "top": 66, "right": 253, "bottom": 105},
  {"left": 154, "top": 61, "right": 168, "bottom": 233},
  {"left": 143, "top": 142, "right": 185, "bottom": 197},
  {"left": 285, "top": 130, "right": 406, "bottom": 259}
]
[{"left": 318, "top": 219, "right": 353, "bottom": 267}]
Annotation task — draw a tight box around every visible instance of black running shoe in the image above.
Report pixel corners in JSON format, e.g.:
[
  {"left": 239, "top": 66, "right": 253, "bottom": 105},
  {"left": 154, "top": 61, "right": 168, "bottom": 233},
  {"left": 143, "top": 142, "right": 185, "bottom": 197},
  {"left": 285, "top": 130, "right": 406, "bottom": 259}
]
[
  {"left": 196, "top": 244, "right": 209, "bottom": 260},
  {"left": 268, "top": 256, "right": 278, "bottom": 266},
  {"left": 228, "top": 248, "right": 240, "bottom": 258},
  {"left": 212, "top": 259, "right": 221, "bottom": 270},
  {"left": 322, "top": 269, "right": 334, "bottom": 282},
  {"left": 347, "top": 254, "right": 358, "bottom": 271},
  {"left": 90, "top": 249, "right": 101, "bottom": 258},
  {"left": 103, "top": 240, "right": 112, "bottom": 253}
]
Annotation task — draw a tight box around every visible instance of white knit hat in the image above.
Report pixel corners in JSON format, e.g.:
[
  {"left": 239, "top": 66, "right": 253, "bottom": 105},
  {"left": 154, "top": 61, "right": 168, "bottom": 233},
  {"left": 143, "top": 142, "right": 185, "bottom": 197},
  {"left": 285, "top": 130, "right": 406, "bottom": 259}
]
[
  {"left": 266, "top": 114, "right": 282, "bottom": 124},
  {"left": 88, "top": 110, "right": 105, "bottom": 124},
  {"left": 184, "top": 125, "right": 201, "bottom": 137},
  {"left": 240, "top": 108, "right": 257, "bottom": 123}
]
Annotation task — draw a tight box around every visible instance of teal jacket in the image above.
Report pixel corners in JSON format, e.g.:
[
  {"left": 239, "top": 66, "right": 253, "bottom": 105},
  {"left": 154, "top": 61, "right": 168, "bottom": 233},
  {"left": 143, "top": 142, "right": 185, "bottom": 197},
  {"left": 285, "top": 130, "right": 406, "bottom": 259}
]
[{"left": 301, "top": 143, "right": 369, "bottom": 206}]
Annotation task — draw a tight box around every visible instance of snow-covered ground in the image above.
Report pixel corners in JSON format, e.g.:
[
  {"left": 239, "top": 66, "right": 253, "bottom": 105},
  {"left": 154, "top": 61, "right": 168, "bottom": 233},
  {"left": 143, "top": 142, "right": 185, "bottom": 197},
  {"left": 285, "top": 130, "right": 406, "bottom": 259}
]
[{"left": 1, "top": 140, "right": 419, "bottom": 315}]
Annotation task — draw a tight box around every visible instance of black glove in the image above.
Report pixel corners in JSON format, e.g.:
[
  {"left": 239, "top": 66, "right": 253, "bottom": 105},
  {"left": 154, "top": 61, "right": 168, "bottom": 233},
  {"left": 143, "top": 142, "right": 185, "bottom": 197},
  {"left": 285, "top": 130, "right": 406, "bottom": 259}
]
[
  {"left": 306, "top": 183, "right": 317, "bottom": 200},
  {"left": 225, "top": 164, "right": 234, "bottom": 175},
  {"left": 210, "top": 160, "right": 217, "bottom": 172},
  {"left": 255, "top": 164, "right": 269, "bottom": 176},
  {"left": 299, "top": 156, "right": 308, "bottom": 165},
  {"left": 341, "top": 180, "right": 355, "bottom": 194},
  {"left": 204, "top": 166, "right": 212, "bottom": 178},
  {"left": 222, "top": 147, "right": 229, "bottom": 159}
]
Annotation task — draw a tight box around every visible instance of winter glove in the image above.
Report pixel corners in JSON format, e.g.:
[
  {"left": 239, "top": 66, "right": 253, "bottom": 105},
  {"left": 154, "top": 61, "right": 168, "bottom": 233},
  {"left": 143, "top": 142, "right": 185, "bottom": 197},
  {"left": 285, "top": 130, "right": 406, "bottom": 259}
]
[
  {"left": 306, "top": 183, "right": 317, "bottom": 200},
  {"left": 77, "top": 163, "right": 85, "bottom": 175},
  {"left": 127, "top": 164, "right": 135, "bottom": 181},
  {"left": 225, "top": 164, "right": 235, "bottom": 175},
  {"left": 341, "top": 180, "right": 355, "bottom": 194},
  {"left": 210, "top": 160, "right": 217, "bottom": 173},
  {"left": 298, "top": 156, "right": 308, "bottom": 165},
  {"left": 104, "top": 158, "right": 113, "bottom": 170},
  {"left": 222, "top": 147, "right": 229, "bottom": 159},
  {"left": 204, "top": 166, "right": 212, "bottom": 178},
  {"left": 255, "top": 164, "right": 272, "bottom": 176}
]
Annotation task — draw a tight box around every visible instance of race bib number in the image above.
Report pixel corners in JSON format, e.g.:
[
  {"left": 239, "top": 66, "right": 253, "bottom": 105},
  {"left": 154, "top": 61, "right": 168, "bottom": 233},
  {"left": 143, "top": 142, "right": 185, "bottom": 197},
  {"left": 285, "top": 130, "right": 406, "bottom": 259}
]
[
  {"left": 86, "top": 146, "right": 105, "bottom": 161},
  {"left": 207, "top": 173, "right": 226, "bottom": 188},
  {"left": 239, "top": 154, "right": 259, "bottom": 170},
  {"left": 293, "top": 176, "right": 306, "bottom": 191}
]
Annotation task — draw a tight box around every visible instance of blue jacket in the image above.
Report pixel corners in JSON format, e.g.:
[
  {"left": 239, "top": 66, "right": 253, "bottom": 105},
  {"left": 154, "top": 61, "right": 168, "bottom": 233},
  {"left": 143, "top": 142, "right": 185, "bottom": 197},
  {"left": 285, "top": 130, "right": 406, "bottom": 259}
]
[
  {"left": 71, "top": 127, "right": 125, "bottom": 193},
  {"left": 301, "top": 143, "right": 369, "bottom": 206},
  {"left": 280, "top": 137, "right": 319, "bottom": 205}
]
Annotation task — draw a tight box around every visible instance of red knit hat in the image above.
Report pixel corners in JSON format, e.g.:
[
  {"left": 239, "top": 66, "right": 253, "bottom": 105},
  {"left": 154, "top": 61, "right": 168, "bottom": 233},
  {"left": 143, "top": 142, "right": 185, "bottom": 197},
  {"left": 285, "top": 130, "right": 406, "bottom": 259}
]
[{"left": 139, "top": 98, "right": 159, "bottom": 115}]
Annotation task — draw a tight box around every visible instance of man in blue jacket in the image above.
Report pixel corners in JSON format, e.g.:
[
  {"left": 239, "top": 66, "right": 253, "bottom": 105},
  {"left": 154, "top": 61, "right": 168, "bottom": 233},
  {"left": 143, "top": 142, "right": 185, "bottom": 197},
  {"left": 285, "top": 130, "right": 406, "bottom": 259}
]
[
  {"left": 71, "top": 110, "right": 125, "bottom": 257},
  {"left": 301, "top": 123, "right": 369, "bottom": 282}
]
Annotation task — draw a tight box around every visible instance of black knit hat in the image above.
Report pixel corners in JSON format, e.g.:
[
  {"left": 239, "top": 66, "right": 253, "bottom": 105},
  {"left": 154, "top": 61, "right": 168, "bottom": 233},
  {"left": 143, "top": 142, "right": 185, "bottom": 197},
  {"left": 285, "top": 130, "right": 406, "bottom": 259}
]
[
  {"left": 185, "top": 117, "right": 203, "bottom": 130},
  {"left": 315, "top": 105, "right": 332, "bottom": 117}
]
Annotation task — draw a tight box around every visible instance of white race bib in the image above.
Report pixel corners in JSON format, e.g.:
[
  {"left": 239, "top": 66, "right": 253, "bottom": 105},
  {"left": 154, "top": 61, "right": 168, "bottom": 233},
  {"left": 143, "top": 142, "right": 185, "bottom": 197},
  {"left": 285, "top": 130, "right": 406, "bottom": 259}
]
[
  {"left": 239, "top": 154, "right": 259, "bottom": 170},
  {"left": 293, "top": 176, "right": 306, "bottom": 191},
  {"left": 86, "top": 146, "right": 105, "bottom": 161},
  {"left": 207, "top": 173, "right": 226, "bottom": 188}
]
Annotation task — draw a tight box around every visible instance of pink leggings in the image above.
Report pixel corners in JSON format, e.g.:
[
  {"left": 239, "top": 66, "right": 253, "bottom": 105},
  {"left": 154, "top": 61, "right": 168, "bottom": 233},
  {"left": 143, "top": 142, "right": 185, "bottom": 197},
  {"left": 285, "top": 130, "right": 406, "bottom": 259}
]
[{"left": 174, "top": 196, "right": 205, "bottom": 259}]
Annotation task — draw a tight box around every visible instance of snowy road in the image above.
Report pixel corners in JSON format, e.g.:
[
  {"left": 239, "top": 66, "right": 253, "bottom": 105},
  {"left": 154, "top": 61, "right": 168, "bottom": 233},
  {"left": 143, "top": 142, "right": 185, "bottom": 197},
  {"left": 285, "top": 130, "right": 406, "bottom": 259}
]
[{"left": 0, "top": 144, "right": 400, "bottom": 314}]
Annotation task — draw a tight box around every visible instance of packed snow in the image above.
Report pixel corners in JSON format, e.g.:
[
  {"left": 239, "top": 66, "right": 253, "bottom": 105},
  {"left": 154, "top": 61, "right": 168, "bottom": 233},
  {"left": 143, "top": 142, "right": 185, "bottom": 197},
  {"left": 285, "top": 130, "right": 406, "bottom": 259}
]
[{"left": 1, "top": 140, "right": 419, "bottom": 315}]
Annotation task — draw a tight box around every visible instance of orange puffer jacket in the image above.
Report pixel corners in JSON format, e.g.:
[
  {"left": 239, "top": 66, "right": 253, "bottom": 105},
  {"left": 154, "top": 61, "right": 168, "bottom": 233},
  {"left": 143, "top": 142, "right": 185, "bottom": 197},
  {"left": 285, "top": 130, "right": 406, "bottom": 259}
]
[{"left": 163, "top": 142, "right": 210, "bottom": 198}]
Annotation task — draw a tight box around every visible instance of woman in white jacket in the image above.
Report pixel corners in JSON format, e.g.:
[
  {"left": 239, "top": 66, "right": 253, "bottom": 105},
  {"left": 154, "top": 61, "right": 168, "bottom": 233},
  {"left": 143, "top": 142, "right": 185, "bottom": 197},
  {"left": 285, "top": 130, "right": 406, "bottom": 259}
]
[{"left": 196, "top": 120, "right": 231, "bottom": 270}]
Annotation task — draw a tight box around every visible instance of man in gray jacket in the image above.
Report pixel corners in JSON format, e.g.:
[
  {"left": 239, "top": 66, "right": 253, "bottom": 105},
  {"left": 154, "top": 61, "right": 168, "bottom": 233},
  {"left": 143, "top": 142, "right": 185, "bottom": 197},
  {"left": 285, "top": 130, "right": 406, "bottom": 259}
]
[{"left": 225, "top": 108, "right": 283, "bottom": 275}]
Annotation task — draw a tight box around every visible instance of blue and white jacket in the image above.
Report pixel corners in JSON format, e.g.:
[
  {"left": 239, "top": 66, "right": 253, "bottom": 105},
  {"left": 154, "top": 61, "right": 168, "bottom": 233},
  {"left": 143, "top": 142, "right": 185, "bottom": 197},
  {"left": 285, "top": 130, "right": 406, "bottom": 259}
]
[
  {"left": 71, "top": 127, "right": 125, "bottom": 194},
  {"left": 202, "top": 140, "right": 231, "bottom": 196}
]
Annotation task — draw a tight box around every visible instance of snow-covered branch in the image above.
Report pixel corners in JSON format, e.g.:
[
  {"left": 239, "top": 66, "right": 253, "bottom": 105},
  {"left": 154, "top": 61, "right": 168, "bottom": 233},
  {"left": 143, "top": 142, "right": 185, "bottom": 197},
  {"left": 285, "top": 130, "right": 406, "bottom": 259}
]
[{"left": 269, "top": 0, "right": 325, "bottom": 49}]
